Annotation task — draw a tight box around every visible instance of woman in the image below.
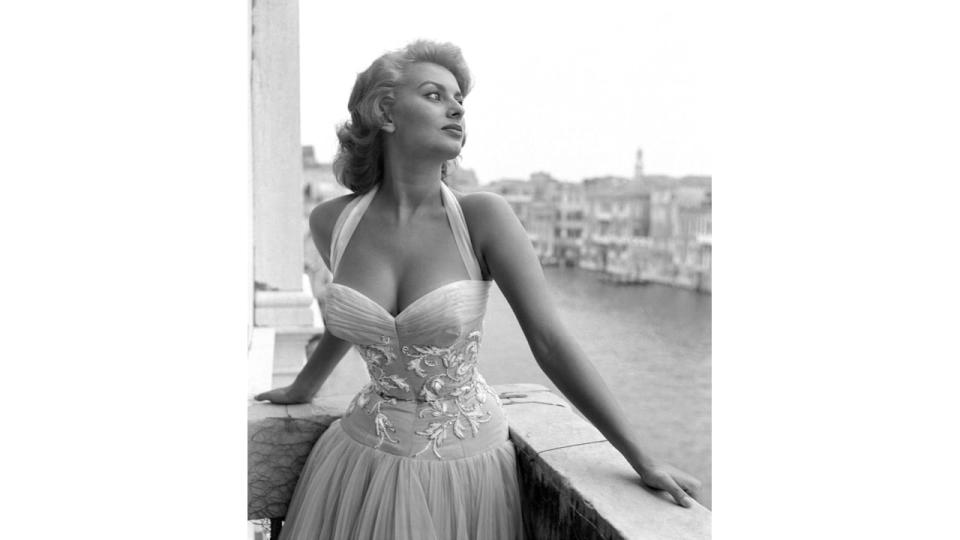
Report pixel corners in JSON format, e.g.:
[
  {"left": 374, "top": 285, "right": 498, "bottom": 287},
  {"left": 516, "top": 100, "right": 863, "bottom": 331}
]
[{"left": 256, "top": 40, "right": 700, "bottom": 539}]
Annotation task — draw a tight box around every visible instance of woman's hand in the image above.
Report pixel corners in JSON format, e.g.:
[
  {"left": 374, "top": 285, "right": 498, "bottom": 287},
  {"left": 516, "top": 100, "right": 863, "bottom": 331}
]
[
  {"left": 632, "top": 458, "right": 702, "bottom": 508},
  {"left": 253, "top": 385, "right": 312, "bottom": 405}
]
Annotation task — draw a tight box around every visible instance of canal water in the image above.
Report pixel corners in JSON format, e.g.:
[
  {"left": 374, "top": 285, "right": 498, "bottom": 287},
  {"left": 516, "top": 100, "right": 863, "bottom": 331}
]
[{"left": 479, "top": 266, "right": 712, "bottom": 508}]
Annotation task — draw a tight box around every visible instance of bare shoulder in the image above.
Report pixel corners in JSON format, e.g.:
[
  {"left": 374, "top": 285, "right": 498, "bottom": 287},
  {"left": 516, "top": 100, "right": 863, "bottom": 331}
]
[
  {"left": 308, "top": 193, "right": 358, "bottom": 258},
  {"left": 309, "top": 193, "right": 356, "bottom": 235},
  {"left": 455, "top": 190, "right": 521, "bottom": 241},
  {"left": 454, "top": 190, "right": 527, "bottom": 280}
]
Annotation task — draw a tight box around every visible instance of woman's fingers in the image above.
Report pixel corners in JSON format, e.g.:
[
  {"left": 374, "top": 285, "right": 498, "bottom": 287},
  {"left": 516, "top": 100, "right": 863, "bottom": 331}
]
[
  {"left": 637, "top": 462, "right": 701, "bottom": 508},
  {"left": 643, "top": 469, "right": 692, "bottom": 508},
  {"left": 253, "top": 388, "right": 285, "bottom": 403},
  {"left": 671, "top": 470, "right": 701, "bottom": 499},
  {"left": 662, "top": 475, "right": 693, "bottom": 508}
]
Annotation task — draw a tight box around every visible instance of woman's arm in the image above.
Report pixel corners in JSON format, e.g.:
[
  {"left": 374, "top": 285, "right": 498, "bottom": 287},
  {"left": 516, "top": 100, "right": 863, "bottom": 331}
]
[
  {"left": 254, "top": 196, "right": 356, "bottom": 404},
  {"left": 463, "top": 192, "right": 701, "bottom": 507},
  {"left": 255, "top": 331, "right": 354, "bottom": 403}
]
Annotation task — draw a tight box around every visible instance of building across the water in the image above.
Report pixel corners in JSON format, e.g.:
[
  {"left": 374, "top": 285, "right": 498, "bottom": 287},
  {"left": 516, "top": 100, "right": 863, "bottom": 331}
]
[
  {"left": 641, "top": 174, "right": 711, "bottom": 290},
  {"left": 477, "top": 150, "right": 711, "bottom": 292}
]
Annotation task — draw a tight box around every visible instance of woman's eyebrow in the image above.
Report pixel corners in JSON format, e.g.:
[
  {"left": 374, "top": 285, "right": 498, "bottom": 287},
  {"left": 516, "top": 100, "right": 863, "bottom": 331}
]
[{"left": 417, "top": 80, "right": 463, "bottom": 99}]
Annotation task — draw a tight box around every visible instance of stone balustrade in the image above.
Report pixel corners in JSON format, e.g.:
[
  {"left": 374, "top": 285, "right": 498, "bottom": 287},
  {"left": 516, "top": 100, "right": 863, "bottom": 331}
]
[{"left": 248, "top": 383, "right": 710, "bottom": 539}]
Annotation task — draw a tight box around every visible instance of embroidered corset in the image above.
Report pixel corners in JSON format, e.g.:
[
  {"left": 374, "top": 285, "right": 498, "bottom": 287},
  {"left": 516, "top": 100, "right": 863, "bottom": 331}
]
[{"left": 323, "top": 280, "right": 501, "bottom": 460}]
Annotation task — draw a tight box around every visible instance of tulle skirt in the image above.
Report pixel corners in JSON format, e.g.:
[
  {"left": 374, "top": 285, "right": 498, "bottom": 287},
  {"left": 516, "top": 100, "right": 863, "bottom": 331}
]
[{"left": 277, "top": 420, "right": 525, "bottom": 540}]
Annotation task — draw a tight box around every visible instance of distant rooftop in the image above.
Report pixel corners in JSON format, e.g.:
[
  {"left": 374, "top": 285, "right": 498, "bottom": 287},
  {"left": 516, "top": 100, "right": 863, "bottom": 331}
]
[
  {"left": 302, "top": 145, "right": 331, "bottom": 170},
  {"left": 642, "top": 174, "right": 712, "bottom": 189}
]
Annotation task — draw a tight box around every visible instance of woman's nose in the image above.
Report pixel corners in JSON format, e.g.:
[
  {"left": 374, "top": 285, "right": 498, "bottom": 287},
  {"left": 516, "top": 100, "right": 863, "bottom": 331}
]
[{"left": 448, "top": 101, "right": 464, "bottom": 118}]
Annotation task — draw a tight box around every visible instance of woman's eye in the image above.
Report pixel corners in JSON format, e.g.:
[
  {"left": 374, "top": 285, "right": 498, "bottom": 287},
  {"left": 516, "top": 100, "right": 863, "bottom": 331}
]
[{"left": 426, "top": 92, "right": 441, "bottom": 101}]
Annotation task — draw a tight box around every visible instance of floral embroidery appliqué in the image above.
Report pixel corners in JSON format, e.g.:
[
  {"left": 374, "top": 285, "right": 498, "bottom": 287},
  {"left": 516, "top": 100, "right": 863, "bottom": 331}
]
[
  {"left": 346, "top": 382, "right": 399, "bottom": 449},
  {"left": 351, "top": 331, "right": 501, "bottom": 459},
  {"left": 358, "top": 340, "right": 411, "bottom": 395},
  {"left": 402, "top": 332, "right": 502, "bottom": 459}
]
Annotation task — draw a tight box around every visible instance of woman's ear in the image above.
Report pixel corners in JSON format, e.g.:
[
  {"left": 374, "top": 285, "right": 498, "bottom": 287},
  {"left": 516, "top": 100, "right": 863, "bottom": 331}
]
[{"left": 379, "top": 98, "right": 396, "bottom": 133}]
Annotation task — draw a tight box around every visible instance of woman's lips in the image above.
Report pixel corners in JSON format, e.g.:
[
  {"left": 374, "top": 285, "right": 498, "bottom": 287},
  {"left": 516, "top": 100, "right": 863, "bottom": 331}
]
[{"left": 442, "top": 125, "right": 463, "bottom": 137}]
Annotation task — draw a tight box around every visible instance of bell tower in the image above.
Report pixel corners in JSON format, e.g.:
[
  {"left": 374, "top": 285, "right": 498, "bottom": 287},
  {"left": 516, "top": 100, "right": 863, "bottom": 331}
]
[{"left": 634, "top": 148, "right": 644, "bottom": 181}]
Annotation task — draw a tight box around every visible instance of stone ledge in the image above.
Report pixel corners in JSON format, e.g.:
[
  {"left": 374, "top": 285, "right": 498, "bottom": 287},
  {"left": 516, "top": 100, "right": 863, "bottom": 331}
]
[
  {"left": 503, "top": 385, "right": 710, "bottom": 540},
  {"left": 247, "top": 383, "right": 710, "bottom": 539}
]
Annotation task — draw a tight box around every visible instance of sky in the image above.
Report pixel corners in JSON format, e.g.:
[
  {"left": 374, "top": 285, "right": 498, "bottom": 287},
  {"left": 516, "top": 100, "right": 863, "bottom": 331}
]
[{"left": 299, "top": 1, "right": 710, "bottom": 184}]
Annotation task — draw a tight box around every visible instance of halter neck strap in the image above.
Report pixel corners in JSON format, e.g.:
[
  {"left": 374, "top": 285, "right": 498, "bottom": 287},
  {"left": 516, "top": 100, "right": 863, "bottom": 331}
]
[{"left": 328, "top": 183, "right": 483, "bottom": 281}]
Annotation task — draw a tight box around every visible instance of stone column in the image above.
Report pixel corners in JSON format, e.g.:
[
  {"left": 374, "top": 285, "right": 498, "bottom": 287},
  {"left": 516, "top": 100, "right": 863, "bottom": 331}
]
[
  {"left": 249, "top": 0, "right": 367, "bottom": 395},
  {"left": 251, "top": 0, "right": 313, "bottom": 386}
]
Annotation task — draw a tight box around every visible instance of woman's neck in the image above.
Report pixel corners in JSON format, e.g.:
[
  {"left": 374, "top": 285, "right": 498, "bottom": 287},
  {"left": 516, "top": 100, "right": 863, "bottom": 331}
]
[{"left": 377, "top": 155, "right": 445, "bottom": 224}]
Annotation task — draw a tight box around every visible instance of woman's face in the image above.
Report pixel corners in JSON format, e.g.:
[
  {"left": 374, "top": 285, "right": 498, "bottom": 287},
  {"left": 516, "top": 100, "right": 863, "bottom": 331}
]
[{"left": 384, "top": 62, "right": 465, "bottom": 160}]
